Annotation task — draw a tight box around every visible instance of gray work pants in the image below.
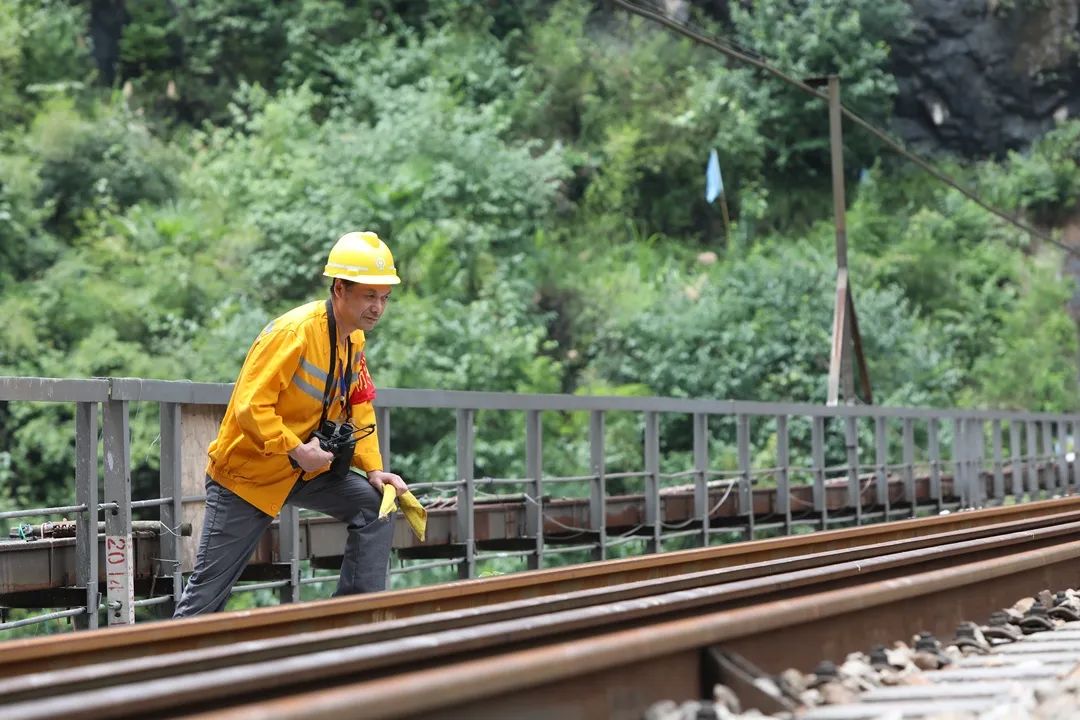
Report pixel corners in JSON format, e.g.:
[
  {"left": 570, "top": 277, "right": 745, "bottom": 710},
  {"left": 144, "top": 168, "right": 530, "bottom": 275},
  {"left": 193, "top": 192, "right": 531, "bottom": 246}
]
[{"left": 173, "top": 470, "right": 393, "bottom": 618}]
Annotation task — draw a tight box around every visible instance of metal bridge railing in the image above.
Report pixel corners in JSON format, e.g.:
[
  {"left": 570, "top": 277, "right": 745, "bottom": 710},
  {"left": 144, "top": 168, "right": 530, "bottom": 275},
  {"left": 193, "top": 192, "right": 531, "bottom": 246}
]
[{"left": 0, "top": 375, "right": 1076, "bottom": 634}]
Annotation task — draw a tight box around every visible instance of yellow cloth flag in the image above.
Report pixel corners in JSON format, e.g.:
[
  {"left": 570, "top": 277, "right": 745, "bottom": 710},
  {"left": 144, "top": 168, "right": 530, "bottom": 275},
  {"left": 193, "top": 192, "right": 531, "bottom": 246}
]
[{"left": 378, "top": 485, "right": 427, "bottom": 542}]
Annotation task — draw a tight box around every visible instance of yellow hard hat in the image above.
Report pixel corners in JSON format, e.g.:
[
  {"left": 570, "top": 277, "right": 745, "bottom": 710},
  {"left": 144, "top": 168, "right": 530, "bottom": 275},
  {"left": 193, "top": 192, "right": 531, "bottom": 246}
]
[{"left": 323, "top": 231, "right": 401, "bottom": 285}]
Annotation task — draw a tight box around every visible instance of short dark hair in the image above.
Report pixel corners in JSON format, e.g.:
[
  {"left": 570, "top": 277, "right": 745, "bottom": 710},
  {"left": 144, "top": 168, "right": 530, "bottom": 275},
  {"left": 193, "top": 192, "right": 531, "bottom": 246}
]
[{"left": 330, "top": 277, "right": 357, "bottom": 294}]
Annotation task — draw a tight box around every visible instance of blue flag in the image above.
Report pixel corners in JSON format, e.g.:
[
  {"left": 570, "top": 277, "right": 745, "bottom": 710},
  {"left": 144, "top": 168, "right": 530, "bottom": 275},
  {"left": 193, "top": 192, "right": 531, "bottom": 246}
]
[{"left": 705, "top": 149, "right": 724, "bottom": 204}]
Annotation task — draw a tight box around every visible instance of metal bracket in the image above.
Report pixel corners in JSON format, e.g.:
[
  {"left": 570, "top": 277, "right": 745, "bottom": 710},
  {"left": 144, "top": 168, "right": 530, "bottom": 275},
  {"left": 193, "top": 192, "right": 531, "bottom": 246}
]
[{"left": 703, "top": 647, "right": 799, "bottom": 715}]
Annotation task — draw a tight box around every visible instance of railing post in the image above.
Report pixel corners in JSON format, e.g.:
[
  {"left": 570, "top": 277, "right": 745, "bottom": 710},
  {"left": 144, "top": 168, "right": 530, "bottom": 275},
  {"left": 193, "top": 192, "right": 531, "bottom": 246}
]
[
  {"left": 929, "top": 418, "right": 942, "bottom": 512},
  {"left": 525, "top": 410, "right": 544, "bottom": 570},
  {"left": 991, "top": 419, "right": 1004, "bottom": 503},
  {"left": 811, "top": 416, "right": 827, "bottom": 530},
  {"left": 901, "top": 418, "right": 914, "bottom": 513},
  {"left": 1026, "top": 420, "right": 1039, "bottom": 497},
  {"left": 1010, "top": 421, "right": 1023, "bottom": 498},
  {"left": 456, "top": 409, "right": 476, "bottom": 579},
  {"left": 376, "top": 406, "right": 391, "bottom": 471},
  {"left": 874, "top": 415, "right": 888, "bottom": 515},
  {"left": 1057, "top": 420, "right": 1069, "bottom": 495},
  {"left": 643, "top": 411, "right": 661, "bottom": 554},
  {"left": 737, "top": 414, "right": 753, "bottom": 540},
  {"left": 1071, "top": 419, "right": 1080, "bottom": 492},
  {"left": 277, "top": 506, "right": 301, "bottom": 604},
  {"left": 375, "top": 405, "right": 393, "bottom": 591},
  {"left": 102, "top": 397, "right": 134, "bottom": 625},
  {"left": 844, "top": 417, "right": 861, "bottom": 525},
  {"left": 776, "top": 415, "right": 791, "bottom": 535},
  {"left": 75, "top": 401, "right": 99, "bottom": 630},
  {"left": 158, "top": 402, "right": 183, "bottom": 616},
  {"left": 1042, "top": 420, "right": 1055, "bottom": 495},
  {"left": 953, "top": 419, "right": 968, "bottom": 508},
  {"left": 977, "top": 419, "right": 987, "bottom": 506},
  {"left": 968, "top": 418, "right": 982, "bottom": 507},
  {"left": 693, "top": 413, "right": 709, "bottom": 547},
  {"left": 589, "top": 411, "right": 607, "bottom": 561}
]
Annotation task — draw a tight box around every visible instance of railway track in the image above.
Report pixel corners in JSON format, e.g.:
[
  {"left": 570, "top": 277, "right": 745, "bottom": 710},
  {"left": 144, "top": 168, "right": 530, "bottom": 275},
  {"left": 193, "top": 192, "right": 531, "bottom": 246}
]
[
  {"left": 5, "top": 498, "right": 1080, "bottom": 718},
  {"left": 5, "top": 497, "right": 1079, "bottom": 675}
]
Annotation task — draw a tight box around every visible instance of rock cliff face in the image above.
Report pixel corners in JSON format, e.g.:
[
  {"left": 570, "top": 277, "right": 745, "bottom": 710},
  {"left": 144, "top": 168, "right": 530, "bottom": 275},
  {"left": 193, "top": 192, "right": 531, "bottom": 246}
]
[
  {"left": 889, "top": 0, "right": 1080, "bottom": 354},
  {"left": 890, "top": 0, "right": 1080, "bottom": 158}
]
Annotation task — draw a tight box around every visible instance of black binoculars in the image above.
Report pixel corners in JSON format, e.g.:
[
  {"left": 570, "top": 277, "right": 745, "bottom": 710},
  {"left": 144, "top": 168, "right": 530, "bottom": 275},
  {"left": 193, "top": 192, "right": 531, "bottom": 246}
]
[
  {"left": 304, "top": 421, "right": 375, "bottom": 480},
  {"left": 312, "top": 420, "right": 361, "bottom": 454}
]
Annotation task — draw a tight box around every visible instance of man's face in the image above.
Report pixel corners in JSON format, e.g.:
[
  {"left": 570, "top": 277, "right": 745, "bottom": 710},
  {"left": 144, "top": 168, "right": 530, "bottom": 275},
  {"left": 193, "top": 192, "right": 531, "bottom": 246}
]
[{"left": 338, "top": 282, "right": 392, "bottom": 332}]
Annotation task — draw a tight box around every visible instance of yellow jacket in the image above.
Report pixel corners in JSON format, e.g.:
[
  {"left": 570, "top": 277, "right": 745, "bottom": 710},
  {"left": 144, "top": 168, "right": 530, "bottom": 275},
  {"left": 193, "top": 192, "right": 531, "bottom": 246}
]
[{"left": 207, "top": 300, "right": 383, "bottom": 516}]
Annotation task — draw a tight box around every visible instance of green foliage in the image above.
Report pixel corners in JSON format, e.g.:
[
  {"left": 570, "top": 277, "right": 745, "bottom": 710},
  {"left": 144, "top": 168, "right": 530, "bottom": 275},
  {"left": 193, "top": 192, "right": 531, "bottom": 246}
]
[
  {"left": 846, "top": 145, "right": 1080, "bottom": 411},
  {"left": 513, "top": 2, "right": 767, "bottom": 242},
  {"left": 0, "top": 0, "right": 91, "bottom": 127},
  {"left": 0, "top": 5, "right": 19, "bottom": 122},
  {"left": 0, "top": 152, "right": 57, "bottom": 288},
  {"left": 995, "top": 120, "right": 1080, "bottom": 225},
  {"left": 117, "top": 0, "right": 531, "bottom": 124},
  {"left": 26, "top": 98, "right": 179, "bottom": 234},
  {"left": 729, "top": 0, "right": 910, "bottom": 195},
  {"left": 585, "top": 236, "right": 967, "bottom": 422},
  {"left": 118, "top": 0, "right": 292, "bottom": 122},
  {"left": 191, "top": 65, "right": 567, "bottom": 304},
  {"left": 965, "top": 254, "right": 1080, "bottom": 411}
]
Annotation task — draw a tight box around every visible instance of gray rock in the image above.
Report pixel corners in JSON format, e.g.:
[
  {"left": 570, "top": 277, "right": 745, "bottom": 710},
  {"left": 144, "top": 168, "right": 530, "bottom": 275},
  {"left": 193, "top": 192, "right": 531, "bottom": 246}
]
[{"left": 890, "top": 0, "right": 1080, "bottom": 157}]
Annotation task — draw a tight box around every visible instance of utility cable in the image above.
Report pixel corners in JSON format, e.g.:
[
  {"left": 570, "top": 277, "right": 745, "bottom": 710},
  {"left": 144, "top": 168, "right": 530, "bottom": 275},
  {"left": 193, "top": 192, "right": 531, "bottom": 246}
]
[{"left": 612, "top": 0, "right": 1080, "bottom": 259}]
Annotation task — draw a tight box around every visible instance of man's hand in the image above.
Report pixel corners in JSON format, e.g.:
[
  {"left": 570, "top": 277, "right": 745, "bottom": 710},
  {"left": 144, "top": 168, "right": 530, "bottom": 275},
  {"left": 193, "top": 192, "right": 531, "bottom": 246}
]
[
  {"left": 288, "top": 437, "right": 334, "bottom": 473},
  {"left": 367, "top": 470, "right": 408, "bottom": 496}
]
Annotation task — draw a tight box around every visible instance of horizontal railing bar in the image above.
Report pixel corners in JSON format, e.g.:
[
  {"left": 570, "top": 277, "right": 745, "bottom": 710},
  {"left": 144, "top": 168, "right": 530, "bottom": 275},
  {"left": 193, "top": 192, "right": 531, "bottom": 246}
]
[
  {"left": 107, "top": 378, "right": 231, "bottom": 404},
  {"left": 0, "top": 504, "right": 89, "bottom": 520},
  {"left": 658, "top": 470, "right": 698, "bottom": 480},
  {"left": 230, "top": 580, "right": 289, "bottom": 593},
  {"left": 5, "top": 376, "right": 1078, "bottom": 423},
  {"left": 0, "top": 607, "right": 85, "bottom": 631},
  {"left": 131, "top": 498, "right": 171, "bottom": 509},
  {"left": 408, "top": 482, "right": 461, "bottom": 490},
  {"left": 473, "top": 480, "right": 613, "bottom": 492},
  {"left": 535, "top": 474, "right": 601, "bottom": 483},
  {"left": 299, "top": 575, "right": 340, "bottom": 586},
  {"left": 0, "top": 377, "right": 109, "bottom": 402},
  {"left": 132, "top": 595, "right": 172, "bottom": 607},
  {"left": 378, "top": 388, "right": 1080, "bottom": 421}
]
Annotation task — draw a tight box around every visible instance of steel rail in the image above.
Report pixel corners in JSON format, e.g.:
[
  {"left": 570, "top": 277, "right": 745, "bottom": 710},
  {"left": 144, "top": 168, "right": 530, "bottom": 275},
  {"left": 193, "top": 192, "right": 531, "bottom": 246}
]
[
  {"left": 4, "top": 509, "right": 1079, "bottom": 704},
  {"left": 2, "top": 498, "right": 1079, "bottom": 676},
  {"left": 4, "top": 516, "right": 1080, "bottom": 718},
  {"left": 204, "top": 538, "right": 1080, "bottom": 720}
]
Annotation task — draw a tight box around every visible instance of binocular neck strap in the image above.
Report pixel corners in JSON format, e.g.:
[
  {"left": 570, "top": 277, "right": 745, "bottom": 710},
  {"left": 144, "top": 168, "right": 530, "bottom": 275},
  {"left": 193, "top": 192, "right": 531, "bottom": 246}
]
[
  {"left": 321, "top": 298, "right": 353, "bottom": 427},
  {"left": 296, "top": 300, "right": 355, "bottom": 483}
]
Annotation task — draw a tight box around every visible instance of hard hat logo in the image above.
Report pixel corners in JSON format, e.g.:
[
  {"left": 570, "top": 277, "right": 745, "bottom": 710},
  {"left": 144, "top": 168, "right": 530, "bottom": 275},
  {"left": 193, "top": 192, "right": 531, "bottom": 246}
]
[{"left": 323, "top": 231, "right": 401, "bottom": 286}]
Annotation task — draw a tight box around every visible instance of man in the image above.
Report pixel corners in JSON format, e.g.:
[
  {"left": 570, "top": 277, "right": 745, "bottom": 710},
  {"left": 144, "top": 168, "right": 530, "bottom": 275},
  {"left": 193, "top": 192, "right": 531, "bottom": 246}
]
[{"left": 173, "top": 231, "right": 408, "bottom": 617}]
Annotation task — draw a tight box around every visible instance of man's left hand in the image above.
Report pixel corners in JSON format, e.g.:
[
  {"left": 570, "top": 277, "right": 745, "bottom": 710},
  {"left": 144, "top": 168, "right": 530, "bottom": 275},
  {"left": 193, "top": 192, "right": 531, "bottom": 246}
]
[{"left": 367, "top": 470, "right": 408, "bottom": 496}]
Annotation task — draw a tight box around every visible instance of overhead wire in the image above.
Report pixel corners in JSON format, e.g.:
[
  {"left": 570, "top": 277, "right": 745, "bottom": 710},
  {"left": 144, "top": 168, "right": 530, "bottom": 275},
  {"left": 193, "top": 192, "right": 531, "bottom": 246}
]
[{"left": 611, "top": 0, "right": 1080, "bottom": 259}]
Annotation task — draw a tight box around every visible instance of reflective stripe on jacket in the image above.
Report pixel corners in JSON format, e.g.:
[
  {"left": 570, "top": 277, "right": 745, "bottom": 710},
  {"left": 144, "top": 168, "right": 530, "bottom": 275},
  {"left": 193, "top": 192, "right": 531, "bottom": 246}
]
[{"left": 206, "top": 300, "right": 382, "bottom": 516}]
